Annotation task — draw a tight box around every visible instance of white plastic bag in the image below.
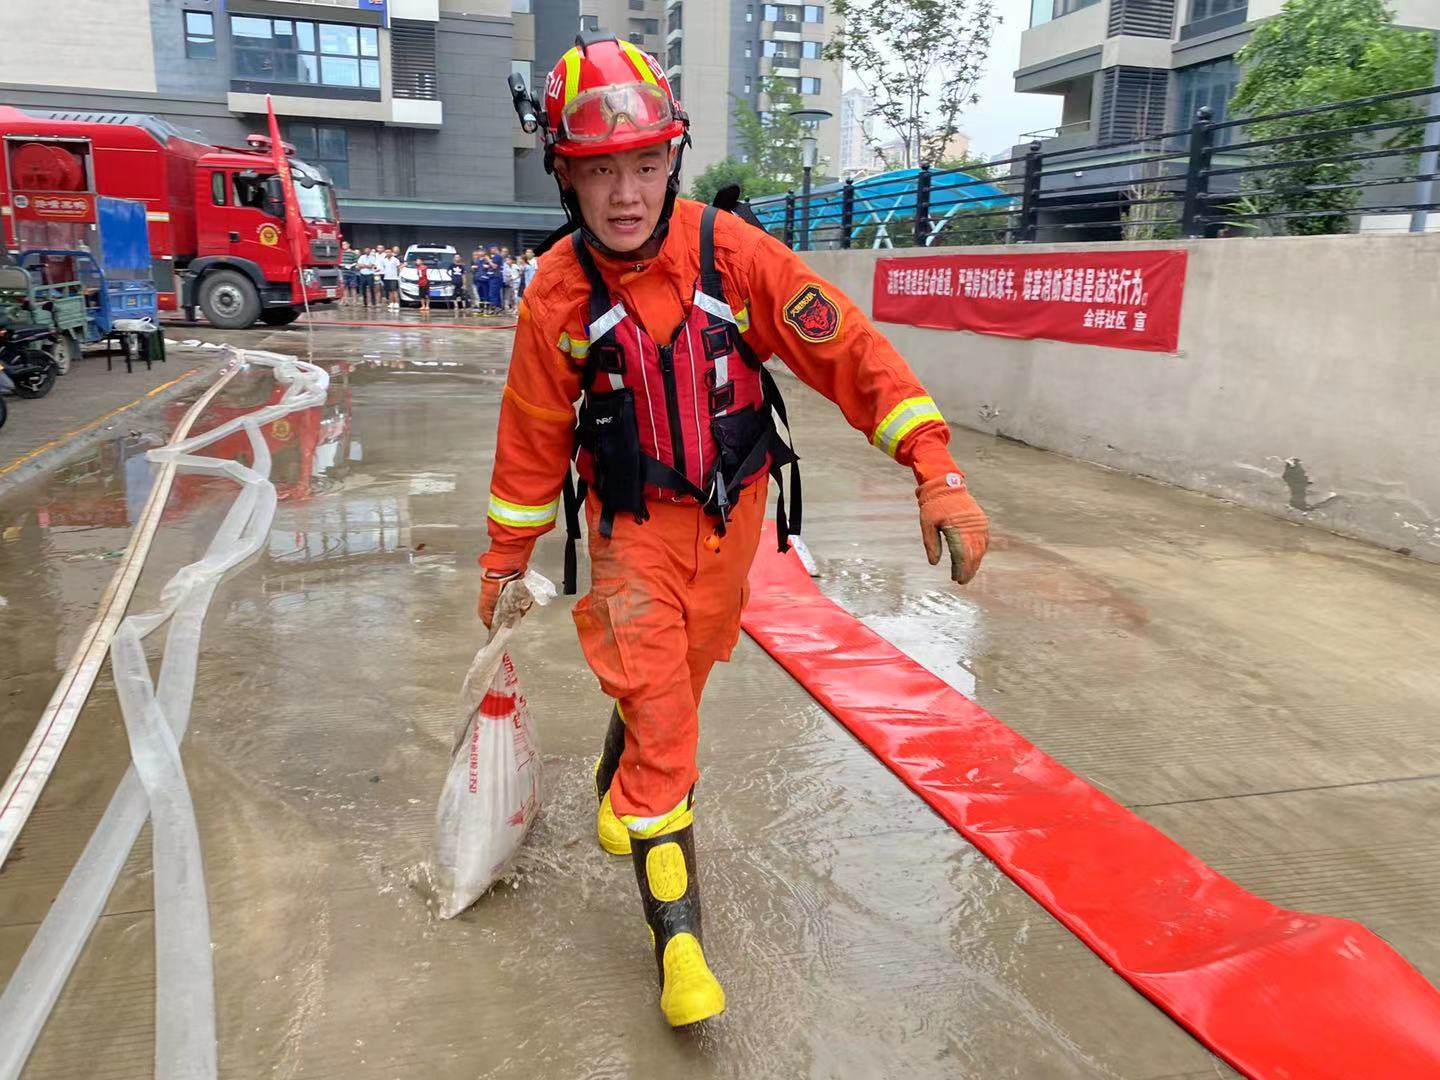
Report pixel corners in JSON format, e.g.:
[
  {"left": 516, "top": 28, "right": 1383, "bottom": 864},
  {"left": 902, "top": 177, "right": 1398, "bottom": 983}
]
[{"left": 432, "top": 570, "right": 555, "bottom": 918}]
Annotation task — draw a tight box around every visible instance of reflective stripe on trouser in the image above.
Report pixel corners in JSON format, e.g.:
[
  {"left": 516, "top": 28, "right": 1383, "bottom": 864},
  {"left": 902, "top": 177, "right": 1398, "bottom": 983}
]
[{"left": 572, "top": 479, "right": 768, "bottom": 822}]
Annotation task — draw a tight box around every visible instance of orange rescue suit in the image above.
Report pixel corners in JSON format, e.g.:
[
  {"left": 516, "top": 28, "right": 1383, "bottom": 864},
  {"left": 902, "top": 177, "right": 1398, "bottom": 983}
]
[{"left": 482, "top": 198, "right": 961, "bottom": 825}]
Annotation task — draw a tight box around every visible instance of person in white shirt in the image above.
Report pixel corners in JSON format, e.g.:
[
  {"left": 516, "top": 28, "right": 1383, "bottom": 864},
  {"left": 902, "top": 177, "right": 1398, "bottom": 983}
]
[
  {"left": 355, "top": 247, "right": 378, "bottom": 307},
  {"left": 381, "top": 248, "right": 401, "bottom": 310},
  {"left": 501, "top": 255, "right": 520, "bottom": 313}
]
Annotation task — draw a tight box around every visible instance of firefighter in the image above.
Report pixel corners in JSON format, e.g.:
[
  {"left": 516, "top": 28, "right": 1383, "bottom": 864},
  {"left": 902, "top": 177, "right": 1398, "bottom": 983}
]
[{"left": 478, "top": 35, "right": 989, "bottom": 1028}]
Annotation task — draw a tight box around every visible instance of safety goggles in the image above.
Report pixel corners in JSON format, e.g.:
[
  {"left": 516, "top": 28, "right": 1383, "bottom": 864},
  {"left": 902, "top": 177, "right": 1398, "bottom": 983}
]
[{"left": 560, "top": 82, "right": 675, "bottom": 143}]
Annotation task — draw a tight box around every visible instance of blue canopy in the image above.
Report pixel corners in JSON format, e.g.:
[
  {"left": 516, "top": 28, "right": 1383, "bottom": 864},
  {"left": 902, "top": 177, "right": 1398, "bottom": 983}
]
[{"left": 749, "top": 166, "right": 1015, "bottom": 240}]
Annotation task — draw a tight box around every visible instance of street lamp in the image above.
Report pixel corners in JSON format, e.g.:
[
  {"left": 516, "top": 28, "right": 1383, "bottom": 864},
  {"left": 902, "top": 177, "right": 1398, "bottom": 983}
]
[{"left": 788, "top": 107, "right": 832, "bottom": 251}]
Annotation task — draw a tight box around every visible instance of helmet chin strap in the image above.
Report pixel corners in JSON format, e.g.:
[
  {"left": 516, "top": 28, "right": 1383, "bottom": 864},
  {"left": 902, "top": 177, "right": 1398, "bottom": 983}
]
[{"left": 555, "top": 131, "right": 692, "bottom": 262}]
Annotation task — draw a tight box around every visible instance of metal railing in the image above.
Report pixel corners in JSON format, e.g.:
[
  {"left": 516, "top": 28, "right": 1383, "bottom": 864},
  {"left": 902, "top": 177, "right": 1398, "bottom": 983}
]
[{"left": 752, "top": 82, "right": 1440, "bottom": 249}]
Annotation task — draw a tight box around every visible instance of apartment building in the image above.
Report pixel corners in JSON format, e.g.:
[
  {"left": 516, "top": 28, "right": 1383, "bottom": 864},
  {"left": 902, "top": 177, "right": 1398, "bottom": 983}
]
[
  {"left": 581, "top": 0, "right": 664, "bottom": 56},
  {"left": 642, "top": 1, "right": 842, "bottom": 184},
  {"left": 1015, "top": 0, "right": 1440, "bottom": 155},
  {"left": 0, "top": 0, "right": 579, "bottom": 251}
]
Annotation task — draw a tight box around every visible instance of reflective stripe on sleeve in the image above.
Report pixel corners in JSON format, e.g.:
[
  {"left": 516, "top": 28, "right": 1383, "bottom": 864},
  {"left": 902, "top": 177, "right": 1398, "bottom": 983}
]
[
  {"left": 734, "top": 305, "right": 751, "bottom": 333},
  {"left": 488, "top": 494, "right": 560, "bottom": 529},
  {"left": 557, "top": 332, "right": 590, "bottom": 360},
  {"left": 871, "top": 396, "right": 945, "bottom": 457}
]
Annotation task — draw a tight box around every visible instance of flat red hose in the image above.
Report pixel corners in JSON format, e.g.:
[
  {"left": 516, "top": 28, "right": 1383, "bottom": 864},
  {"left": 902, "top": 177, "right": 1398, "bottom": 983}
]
[{"left": 741, "top": 528, "right": 1440, "bottom": 1079}]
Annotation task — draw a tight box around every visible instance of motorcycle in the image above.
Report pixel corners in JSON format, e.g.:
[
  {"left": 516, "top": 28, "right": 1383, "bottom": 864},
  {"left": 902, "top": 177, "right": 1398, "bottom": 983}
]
[
  {"left": 0, "top": 319, "right": 62, "bottom": 403},
  {"left": 0, "top": 322, "right": 64, "bottom": 432}
]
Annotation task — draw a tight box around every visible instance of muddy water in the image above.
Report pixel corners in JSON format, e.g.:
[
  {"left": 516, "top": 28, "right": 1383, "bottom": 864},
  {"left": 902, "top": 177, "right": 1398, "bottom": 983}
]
[{"left": 36, "top": 318, "right": 1440, "bottom": 1076}]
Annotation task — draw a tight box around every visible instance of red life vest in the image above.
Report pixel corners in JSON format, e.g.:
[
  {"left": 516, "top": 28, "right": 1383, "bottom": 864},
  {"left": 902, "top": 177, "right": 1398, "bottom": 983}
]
[{"left": 560, "top": 205, "right": 799, "bottom": 591}]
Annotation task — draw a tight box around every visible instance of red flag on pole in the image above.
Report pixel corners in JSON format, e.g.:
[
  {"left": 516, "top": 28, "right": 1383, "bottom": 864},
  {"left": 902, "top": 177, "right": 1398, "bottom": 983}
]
[{"left": 265, "top": 94, "right": 310, "bottom": 305}]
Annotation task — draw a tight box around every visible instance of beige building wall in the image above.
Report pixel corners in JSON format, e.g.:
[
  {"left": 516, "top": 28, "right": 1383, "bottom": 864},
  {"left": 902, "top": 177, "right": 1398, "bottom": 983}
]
[
  {"left": 675, "top": 1, "right": 733, "bottom": 181},
  {"left": 0, "top": 0, "right": 157, "bottom": 93}
]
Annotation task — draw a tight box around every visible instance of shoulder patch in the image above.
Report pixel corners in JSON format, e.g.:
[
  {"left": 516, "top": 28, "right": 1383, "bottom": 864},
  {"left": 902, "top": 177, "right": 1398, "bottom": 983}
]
[{"left": 783, "top": 283, "right": 842, "bottom": 343}]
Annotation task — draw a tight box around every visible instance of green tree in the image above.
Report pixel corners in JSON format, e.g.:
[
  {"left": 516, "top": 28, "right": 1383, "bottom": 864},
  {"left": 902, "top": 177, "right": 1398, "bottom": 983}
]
[
  {"left": 826, "top": 0, "right": 998, "bottom": 170},
  {"left": 1230, "top": 0, "right": 1435, "bottom": 234},
  {"left": 731, "top": 77, "right": 809, "bottom": 189},
  {"left": 688, "top": 157, "right": 788, "bottom": 203}
]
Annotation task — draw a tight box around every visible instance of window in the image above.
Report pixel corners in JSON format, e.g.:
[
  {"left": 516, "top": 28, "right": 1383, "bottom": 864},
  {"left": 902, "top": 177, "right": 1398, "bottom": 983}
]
[
  {"left": 629, "top": 0, "right": 645, "bottom": 8},
  {"left": 670, "top": 75, "right": 682, "bottom": 99},
  {"left": 668, "top": 7, "right": 682, "bottom": 32},
  {"left": 762, "top": 4, "right": 782, "bottom": 21},
  {"left": 800, "top": 76, "right": 821, "bottom": 94},
  {"left": 185, "top": 11, "right": 216, "bottom": 60},
  {"left": 210, "top": 171, "right": 226, "bottom": 206},
  {"left": 666, "top": 41, "right": 682, "bottom": 68},
  {"left": 286, "top": 123, "right": 349, "bottom": 190},
  {"left": 232, "top": 15, "right": 379, "bottom": 89},
  {"left": 744, "top": 41, "right": 753, "bottom": 57},
  {"left": 1035, "top": 0, "right": 1100, "bottom": 22},
  {"left": 801, "top": 40, "right": 821, "bottom": 59},
  {"left": 1188, "top": 0, "right": 1245, "bottom": 19},
  {"left": 743, "top": 79, "right": 752, "bottom": 93},
  {"left": 630, "top": 17, "right": 659, "bottom": 34},
  {"left": 1175, "top": 57, "right": 1239, "bottom": 141},
  {"left": 581, "top": 15, "right": 599, "bottom": 31},
  {"left": 803, "top": 4, "right": 824, "bottom": 21},
  {"left": 746, "top": 4, "right": 754, "bottom": 22}
]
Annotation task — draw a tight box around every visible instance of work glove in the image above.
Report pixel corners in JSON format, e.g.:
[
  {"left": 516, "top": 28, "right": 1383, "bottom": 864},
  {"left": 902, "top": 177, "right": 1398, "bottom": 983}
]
[
  {"left": 478, "top": 567, "right": 524, "bottom": 629},
  {"left": 916, "top": 472, "right": 989, "bottom": 585}
]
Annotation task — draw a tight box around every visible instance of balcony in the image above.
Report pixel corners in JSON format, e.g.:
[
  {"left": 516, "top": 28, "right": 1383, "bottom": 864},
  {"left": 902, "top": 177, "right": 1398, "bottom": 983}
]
[
  {"left": 1015, "top": 2, "right": 1107, "bottom": 92},
  {"left": 1017, "top": 118, "right": 1094, "bottom": 153},
  {"left": 761, "top": 55, "right": 800, "bottom": 73}
]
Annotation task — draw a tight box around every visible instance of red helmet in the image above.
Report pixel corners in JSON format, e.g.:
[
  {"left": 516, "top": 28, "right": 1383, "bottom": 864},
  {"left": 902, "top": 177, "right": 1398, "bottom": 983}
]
[{"left": 543, "top": 37, "right": 686, "bottom": 158}]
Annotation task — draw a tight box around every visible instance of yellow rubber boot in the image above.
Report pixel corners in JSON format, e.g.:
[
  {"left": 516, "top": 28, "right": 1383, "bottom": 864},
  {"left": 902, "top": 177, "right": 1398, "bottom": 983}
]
[
  {"left": 594, "top": 706, "right": 630, "bottom": 856},
  {"left": 630, "top": 809, "right": 726, "bottom": 1027},
  {"left": 659, "top": 933, "right": 726, "bottom": 1027},
  {"left": 596, "top": 785, "right": 631, "bottom": 856}
]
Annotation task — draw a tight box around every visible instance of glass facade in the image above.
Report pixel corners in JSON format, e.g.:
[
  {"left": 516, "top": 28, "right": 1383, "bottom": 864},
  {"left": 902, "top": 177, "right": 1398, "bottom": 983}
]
[
  {"left": 285, "top": 123, "right": 350, "bottom": 190},
  {"left": 1031, "top": 0, "right": 1100, "bottom": 28},
  {"left": 1175, "top": 57, "right": 1239, "bottom": 134},
  {"left": 231, "top": 16, "right": 380, "bottom": 90}
]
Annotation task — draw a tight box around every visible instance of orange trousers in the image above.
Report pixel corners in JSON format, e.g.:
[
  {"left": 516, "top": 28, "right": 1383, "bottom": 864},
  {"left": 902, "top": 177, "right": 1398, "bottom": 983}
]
[{"left": 572, "top": 479, "right": 768, "bottom": 825}]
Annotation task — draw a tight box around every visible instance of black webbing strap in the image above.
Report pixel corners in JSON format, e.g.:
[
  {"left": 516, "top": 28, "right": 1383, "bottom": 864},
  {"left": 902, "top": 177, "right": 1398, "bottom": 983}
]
[
  {"left": 561, "top": 471, "right": 584, "bottom": 595},
  {"left": 699, "top": 204, "right": 724, "bottom": 299},
  {"left": 572, "top": 230, "right": 614, "bottom": 328},
  {"left": 761, "top": 365, "right": 802, "bottom": 551},
  {"left": 562, "top": 233, "right": 616, "bottom": 596}
]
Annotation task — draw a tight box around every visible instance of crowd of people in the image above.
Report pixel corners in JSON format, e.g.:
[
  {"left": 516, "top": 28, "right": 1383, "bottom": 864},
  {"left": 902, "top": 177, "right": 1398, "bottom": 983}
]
[
  {"left": 341, "top": 243, "right": 403, "bottom": 310},
  {"left": 339, "top": 240, "right": 539, "bottom": 317}
]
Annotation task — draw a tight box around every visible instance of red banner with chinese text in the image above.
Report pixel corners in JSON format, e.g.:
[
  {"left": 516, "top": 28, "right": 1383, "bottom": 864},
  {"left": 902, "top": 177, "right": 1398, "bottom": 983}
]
[
  {"left": 873, "top": 249, "right": 1187, "bottom": 353},
  {"left": 10, "top": 192, "right": 97, "bottom": 223}
]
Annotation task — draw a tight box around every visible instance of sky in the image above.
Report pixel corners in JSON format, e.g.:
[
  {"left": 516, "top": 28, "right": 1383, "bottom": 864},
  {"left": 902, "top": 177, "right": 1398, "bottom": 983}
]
[
  {"left": 964, "top": 2, "right": 1063, "bottom": 159},
  {"left": 842, "top": 1, "right": 1062, "bottom": 162}
]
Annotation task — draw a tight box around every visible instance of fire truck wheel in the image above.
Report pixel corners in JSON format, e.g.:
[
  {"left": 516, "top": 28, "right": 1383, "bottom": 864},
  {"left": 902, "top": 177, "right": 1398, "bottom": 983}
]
[
  {"left": 259, "top": 308, "right": 301, "bottom": 326},
  {"left": 200, "top": 270, "right": 262, "bottom": 329}
]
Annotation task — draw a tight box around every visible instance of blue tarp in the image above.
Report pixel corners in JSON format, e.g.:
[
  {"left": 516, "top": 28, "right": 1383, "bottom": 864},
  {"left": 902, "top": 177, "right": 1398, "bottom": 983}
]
[
  {"left": 749, "top": 166, "right": 1015, "bottom": 237},
  {"left": 97, "top": 196, "right": 150, "bottom": 274}
]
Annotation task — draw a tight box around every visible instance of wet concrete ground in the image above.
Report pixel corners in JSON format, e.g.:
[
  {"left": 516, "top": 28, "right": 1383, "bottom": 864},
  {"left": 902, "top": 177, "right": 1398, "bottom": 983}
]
[{"left": 2, "top": 315, "right": 1439, "bottom": 1078}]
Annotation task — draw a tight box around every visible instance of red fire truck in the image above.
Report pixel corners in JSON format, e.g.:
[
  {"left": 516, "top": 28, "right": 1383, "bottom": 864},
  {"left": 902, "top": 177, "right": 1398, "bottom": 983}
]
[{"left": 0, "top": 107, "right": 342, "bottom": 329}]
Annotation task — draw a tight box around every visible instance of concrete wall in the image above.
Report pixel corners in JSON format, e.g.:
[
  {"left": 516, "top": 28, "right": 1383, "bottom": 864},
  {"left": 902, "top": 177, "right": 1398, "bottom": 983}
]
[
  {"left": 0, "top": 0, "right": 157, "bottom": 92},
  {"left": 802, "top": 234, "right": 1440, "bottom": 561}
]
